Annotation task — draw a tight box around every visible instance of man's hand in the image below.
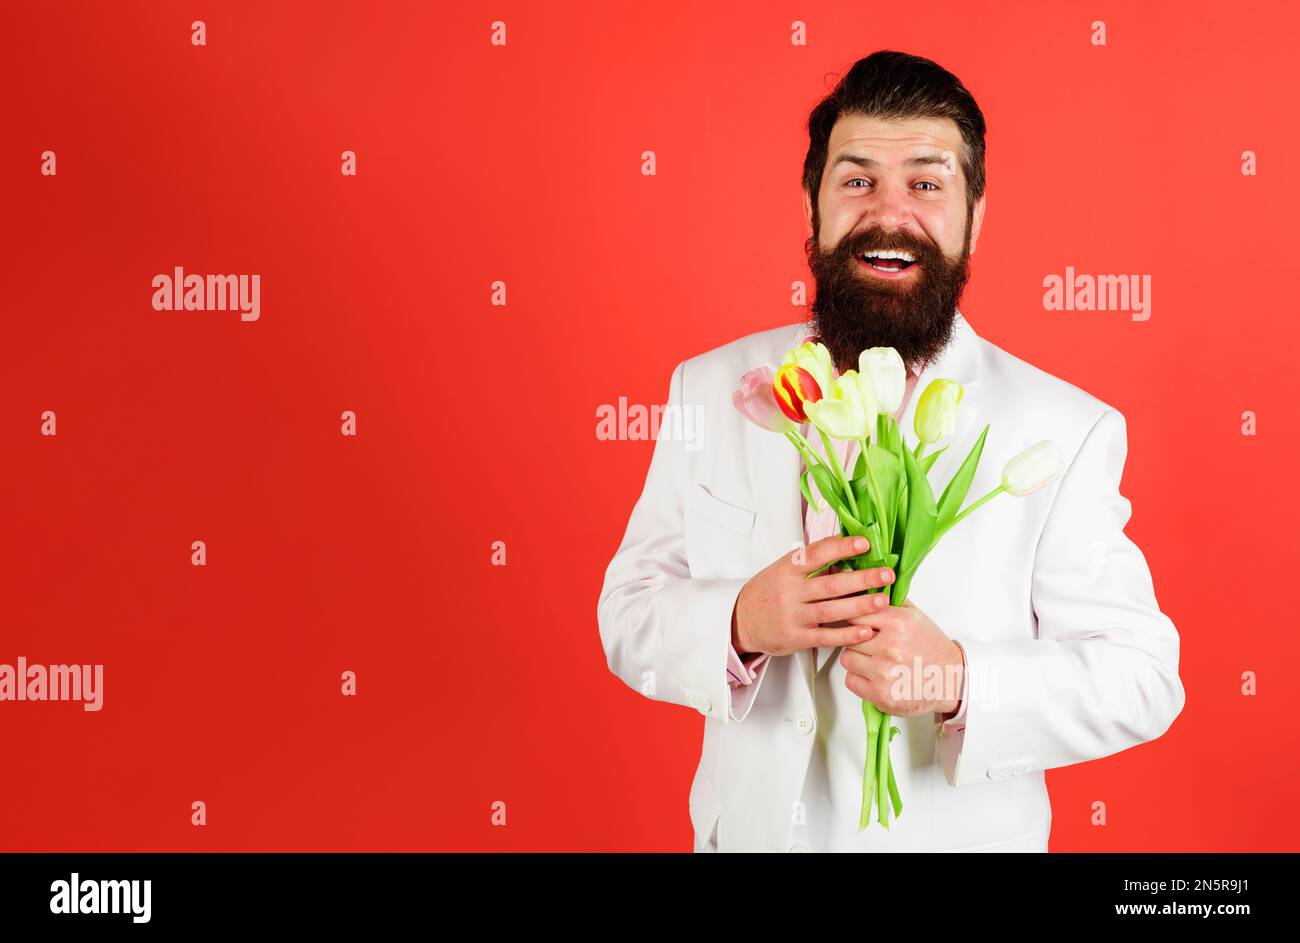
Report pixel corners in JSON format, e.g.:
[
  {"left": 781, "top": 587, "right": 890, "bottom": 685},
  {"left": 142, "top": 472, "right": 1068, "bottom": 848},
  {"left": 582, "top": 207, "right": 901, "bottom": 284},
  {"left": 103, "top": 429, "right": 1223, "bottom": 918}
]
[
  {"left": 731, "top": 535, "right": 896, "bottom": 657},
  {"left": 838, "top": 599, "right": 964, "bottom": 716}
]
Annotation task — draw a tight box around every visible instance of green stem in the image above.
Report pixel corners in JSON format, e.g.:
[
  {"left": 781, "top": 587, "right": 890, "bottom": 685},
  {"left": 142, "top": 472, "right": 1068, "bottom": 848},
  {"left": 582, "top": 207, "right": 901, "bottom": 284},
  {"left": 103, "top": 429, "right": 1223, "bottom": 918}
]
[
  {"left": 788, "top": 429, "right": 856, "bottom": 576},
  {"left": 812, "top": 427, "right": 883, "bottom": 562},
  {"left": 886, "top": 756, "right": 903, "bottom": 818},
  {"left": 950, "top": 483, "right": 1008, "bottom": 528},
  {"left": 788, "top": 428, "right": 864, "bottom": 532},
  {"left": 816, "top": 427, "right": 860, "bottom": 521},
  {"left": 859, "top": 702, "right": 881, "bottom": 831},
  {"left": 876, "top": 709, "right": 893, "bottom": 829},
  {"left": 784, "top": 429, "right": 822, "bottom": 471},
  {"left": 858, "top": 436, "right": 891, "bottom": 557}
]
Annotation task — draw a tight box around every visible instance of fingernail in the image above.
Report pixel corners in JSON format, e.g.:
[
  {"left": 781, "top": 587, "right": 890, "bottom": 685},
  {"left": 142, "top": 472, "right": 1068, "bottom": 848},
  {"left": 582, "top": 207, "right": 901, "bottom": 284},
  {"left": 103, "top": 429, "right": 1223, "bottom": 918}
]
[
  {"left": 877, "top": 594, "right": 889, "bottom": 607},
  {"left": 859, "top": 628, "right": 871, "bottom": 638},
  {"left": 854, "top": 537, "right": 868, "bottom": 551},
  {"left": 883, "top": 569, "right": 895, "bottom": 583}
]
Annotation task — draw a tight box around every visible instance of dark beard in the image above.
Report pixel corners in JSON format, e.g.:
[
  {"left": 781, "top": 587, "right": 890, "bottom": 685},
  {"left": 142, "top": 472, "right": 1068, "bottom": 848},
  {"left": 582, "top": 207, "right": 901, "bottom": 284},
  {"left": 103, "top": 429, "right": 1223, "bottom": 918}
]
[{"left": 805, "top": 217, "right": 972, "bottom": 375}]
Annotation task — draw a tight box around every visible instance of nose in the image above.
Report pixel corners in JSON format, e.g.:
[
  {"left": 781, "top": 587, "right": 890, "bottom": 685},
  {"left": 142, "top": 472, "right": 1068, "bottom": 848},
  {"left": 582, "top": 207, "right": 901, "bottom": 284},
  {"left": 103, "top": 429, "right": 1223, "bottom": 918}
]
[{"left": 860, "top": 179, "right": 915, "bottom": 234}]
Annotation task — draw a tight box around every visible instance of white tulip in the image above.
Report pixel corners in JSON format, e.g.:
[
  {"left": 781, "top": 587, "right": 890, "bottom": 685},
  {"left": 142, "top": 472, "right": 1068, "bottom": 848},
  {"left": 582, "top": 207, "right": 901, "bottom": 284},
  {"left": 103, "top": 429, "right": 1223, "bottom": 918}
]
[
  {"left": 1001, "top": 441, "right": 1066, "bottom": 496},
  {"left": 858, "top": 346, "right": 907, "bottom": 415}
]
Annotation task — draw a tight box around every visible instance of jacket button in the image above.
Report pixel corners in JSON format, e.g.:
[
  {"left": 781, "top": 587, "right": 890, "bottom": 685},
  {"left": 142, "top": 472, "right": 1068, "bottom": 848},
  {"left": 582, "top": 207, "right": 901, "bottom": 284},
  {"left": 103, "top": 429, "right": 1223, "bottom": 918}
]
[
  {"left": 793, "top": 713, "right": 815, "bottom": 735},
  {"left": 694, "top": 695, "right": 713, "bottom": 715},
  {"left": 986, "top": 767, "right": 1005, "bottom": 780},
  {"left": 789, "top": 843, "right": 810, "bottom": 852}
]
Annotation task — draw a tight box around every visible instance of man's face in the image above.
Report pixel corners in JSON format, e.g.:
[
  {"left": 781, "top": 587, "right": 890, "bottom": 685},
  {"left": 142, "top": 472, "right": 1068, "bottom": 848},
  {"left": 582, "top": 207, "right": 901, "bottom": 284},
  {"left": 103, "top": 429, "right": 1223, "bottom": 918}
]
[{"left": 803, "top": 114, "right": 986, "bottom": 375}]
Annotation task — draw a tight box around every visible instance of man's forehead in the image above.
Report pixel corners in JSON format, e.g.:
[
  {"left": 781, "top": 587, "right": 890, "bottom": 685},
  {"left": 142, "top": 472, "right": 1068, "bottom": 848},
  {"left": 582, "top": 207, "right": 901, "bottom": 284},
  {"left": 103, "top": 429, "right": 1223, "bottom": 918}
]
[{"left": 827, "top": 115, "right": 962, "bottom": 160}]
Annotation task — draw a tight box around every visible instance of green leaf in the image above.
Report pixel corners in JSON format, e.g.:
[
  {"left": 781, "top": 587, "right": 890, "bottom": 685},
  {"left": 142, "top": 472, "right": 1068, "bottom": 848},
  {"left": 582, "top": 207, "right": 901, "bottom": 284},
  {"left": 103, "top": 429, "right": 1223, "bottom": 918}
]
[
  {"left": 799, "top": 469, "right": 818, "bottom": 513},
  {"left": 936, "top": 424, "right": 990, "bottom": 534},
  {"left": 808, "top": 463, "right": 842, "bottom": 509},
  {"left": 851, "top": 458, "right": 894, "bottom": 563},
  {"left": 809, "top": 463, "right": 863, "bottom": 533},
  {"left": 895, "top": 444, "right": 939, "bottom": 601},
  {"left": 893, "top": 476, "right": 909, "bottom": 551},
  {"left": 886, "top": 427, "right": 913, "bottom": 554},
  {"left": 878, "top": 413, "right": 901, "bottom": 454},
  {"left": 853, "top": 447, "right": 866, "bottom": 481},
  {"left": 849, "top": 474, "right": 872, "bottom": 518},
  {"left": 866, "top": 444, "right": 903, "bottom": 541},
  {"left": 919, "top": 444, "right": 947, "bottom": 475}
]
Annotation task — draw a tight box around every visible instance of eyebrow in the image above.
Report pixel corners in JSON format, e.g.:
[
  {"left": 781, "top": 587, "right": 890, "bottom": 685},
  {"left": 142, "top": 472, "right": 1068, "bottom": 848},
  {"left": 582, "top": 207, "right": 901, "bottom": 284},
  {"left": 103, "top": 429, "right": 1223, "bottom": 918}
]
[{"left": 829, "top": 152, "right": 951, "bottom": 172}]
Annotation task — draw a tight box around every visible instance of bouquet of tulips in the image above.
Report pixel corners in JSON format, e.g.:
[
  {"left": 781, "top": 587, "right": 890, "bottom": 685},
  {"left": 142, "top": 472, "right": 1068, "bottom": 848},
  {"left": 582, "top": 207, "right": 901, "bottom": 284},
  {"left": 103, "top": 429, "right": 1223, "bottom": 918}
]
[{"left": 732, "top": 338, "right": 1065, "bottom": 831}]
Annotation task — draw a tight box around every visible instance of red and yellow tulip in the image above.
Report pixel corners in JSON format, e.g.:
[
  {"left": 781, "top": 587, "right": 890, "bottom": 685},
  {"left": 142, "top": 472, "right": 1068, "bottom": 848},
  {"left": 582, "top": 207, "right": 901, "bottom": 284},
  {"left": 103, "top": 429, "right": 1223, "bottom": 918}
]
[{"left": 772, "top": 363, "right": 823, "bottom": 423}]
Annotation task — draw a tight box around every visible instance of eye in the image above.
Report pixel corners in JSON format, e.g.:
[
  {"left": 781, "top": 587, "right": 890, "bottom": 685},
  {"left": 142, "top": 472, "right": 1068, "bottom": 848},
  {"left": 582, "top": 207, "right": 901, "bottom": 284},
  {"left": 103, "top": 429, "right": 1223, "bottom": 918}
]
[
  {"left": 846, "top": 178, "right": 870, "bottom": 188},
  {"left": 916, "top": 181, "right": 938, "bottom": 191}
]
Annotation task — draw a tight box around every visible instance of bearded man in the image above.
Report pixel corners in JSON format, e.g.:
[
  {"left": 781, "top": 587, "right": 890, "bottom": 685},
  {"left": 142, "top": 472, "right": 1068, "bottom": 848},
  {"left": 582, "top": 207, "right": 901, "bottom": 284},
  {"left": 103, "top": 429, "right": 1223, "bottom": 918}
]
[{"left": 597, "top": 50, "right": 1183, "bottom": 853}]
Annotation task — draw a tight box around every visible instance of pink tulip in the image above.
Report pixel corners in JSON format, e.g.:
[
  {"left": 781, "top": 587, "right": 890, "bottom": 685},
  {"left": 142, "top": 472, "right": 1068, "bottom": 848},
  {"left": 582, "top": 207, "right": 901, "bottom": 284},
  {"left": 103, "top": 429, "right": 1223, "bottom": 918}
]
[{"left": 732, "top": 366, "right": 796, "bottom": 433}]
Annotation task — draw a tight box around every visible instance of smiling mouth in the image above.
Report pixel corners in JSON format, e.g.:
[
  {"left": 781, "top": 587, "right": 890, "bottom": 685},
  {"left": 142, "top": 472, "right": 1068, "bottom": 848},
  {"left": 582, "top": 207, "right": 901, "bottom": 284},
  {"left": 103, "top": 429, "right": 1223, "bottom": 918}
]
[{"left": 857, "top": 252, "right": 921, "bottom": 276}]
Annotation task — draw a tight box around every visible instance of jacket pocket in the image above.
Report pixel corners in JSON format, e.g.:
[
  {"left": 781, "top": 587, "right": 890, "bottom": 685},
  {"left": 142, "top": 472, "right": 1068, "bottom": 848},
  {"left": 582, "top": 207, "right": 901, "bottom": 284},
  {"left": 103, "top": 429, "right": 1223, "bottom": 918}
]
[
  {"left": 685, "top": 482, "right": 756, "bottom": 537},
  {"left": 684, "top": 484, "right": 756, "bottom": 581}
]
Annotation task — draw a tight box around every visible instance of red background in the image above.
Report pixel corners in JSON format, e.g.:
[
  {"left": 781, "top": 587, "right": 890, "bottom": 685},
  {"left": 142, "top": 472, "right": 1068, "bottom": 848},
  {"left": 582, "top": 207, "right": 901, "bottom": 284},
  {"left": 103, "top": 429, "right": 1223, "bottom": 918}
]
[{"left": 2, "top": 0, "right": 1297, "bottom": 851}]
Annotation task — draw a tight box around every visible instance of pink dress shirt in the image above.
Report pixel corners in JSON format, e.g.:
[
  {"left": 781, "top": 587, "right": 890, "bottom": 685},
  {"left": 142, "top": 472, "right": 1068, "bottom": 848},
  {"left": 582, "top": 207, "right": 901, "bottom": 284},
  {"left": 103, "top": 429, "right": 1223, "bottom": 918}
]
[{"left": 726, "top": 352, "right": 969, "bottom": 739}]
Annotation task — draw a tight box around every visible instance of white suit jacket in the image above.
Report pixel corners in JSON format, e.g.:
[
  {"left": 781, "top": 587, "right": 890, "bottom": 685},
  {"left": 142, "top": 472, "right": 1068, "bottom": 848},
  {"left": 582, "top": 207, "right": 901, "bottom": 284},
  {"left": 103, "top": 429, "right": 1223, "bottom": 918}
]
[{"left": 597, "top": 310, "right": 1184, "bottom": 852}]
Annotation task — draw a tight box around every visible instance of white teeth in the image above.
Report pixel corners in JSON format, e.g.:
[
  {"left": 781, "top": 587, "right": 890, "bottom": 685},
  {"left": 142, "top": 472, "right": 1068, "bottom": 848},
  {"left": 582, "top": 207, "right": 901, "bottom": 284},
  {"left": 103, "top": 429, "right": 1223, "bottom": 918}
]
[{"left": 863, "top": 249, "right": 916, "bottom": 262}]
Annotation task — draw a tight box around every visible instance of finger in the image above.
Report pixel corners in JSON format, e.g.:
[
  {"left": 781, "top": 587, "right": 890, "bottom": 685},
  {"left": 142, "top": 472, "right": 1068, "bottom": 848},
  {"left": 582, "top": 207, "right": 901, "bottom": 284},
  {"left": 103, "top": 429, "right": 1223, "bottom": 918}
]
[
  {"left": 806, "top": 589, "right": 891, "bottom": 625},
  {"left": 844, "top": 670, "right": 879, "bottom": 704},
  {"left": 809, "top": 623, "right": 879, "bottom": 649},
  {"left": 799, "top": 564, "right": 895, "bottom": 602},
  {"left": 839, "top": 612, "right": 896, "bottom": 645},
  {"left": 794, "top": 535, "right": 869, "bottom": 576},
  {"left": 845, "top": 632, "right": 898, "bottom": 657},
  {"left": 841, "top": 604, "right": 901, "bottom": 627},
  {"left": 842, "top": 632, "right": 882, "bottom": 653},
  {"left": 840, "top": 647, "right": 875, "bottom": 676}
]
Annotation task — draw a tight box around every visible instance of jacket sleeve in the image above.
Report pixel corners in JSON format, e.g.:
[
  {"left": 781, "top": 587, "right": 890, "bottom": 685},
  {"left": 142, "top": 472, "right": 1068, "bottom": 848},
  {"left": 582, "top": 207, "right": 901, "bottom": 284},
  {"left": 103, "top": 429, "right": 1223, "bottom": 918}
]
[
  {"left": 940, "top": 407, "right": 1185, "bottom": 786},
  {"left": 596, "top": 359, "right": 759, "bottom": 724}
]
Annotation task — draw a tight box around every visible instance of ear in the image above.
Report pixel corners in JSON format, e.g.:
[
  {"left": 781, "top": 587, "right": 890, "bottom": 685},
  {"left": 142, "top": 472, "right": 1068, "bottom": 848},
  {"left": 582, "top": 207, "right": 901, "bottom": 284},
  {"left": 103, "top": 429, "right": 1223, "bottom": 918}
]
[
  {"left": 802, "top": 188, "right": 814, "bottom": 237},
  {"left": 968, "top": 194, "right": 986, "bottom": 255}
]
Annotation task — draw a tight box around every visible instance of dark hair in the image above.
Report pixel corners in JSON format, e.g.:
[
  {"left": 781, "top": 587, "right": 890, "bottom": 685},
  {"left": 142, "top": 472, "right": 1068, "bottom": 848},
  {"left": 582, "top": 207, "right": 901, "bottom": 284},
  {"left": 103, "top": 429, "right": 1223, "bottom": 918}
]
[{"left": 801, "top": 50, "right": 987, "bottom": 213}]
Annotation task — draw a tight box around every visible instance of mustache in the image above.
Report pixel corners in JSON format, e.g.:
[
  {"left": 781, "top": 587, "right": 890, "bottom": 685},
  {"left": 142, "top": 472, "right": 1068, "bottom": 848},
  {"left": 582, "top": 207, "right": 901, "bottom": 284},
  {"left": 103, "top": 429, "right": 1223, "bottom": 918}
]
[{"left": 838, "top": 229, "right": 944, "bottom": 265}]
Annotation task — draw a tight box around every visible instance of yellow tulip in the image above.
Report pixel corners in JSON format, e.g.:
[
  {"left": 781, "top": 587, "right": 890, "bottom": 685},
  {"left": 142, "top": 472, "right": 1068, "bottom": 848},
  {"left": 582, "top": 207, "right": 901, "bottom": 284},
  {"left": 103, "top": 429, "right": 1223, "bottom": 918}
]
[
  {"left": 914, "top": 378, "right": 963, "bottom": 444},
  {"left": 780, "top": 341, "right": 835, "bottom": 400},
  {"left": 804, "top": 369, "right": 878, "bottom": 440}
]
